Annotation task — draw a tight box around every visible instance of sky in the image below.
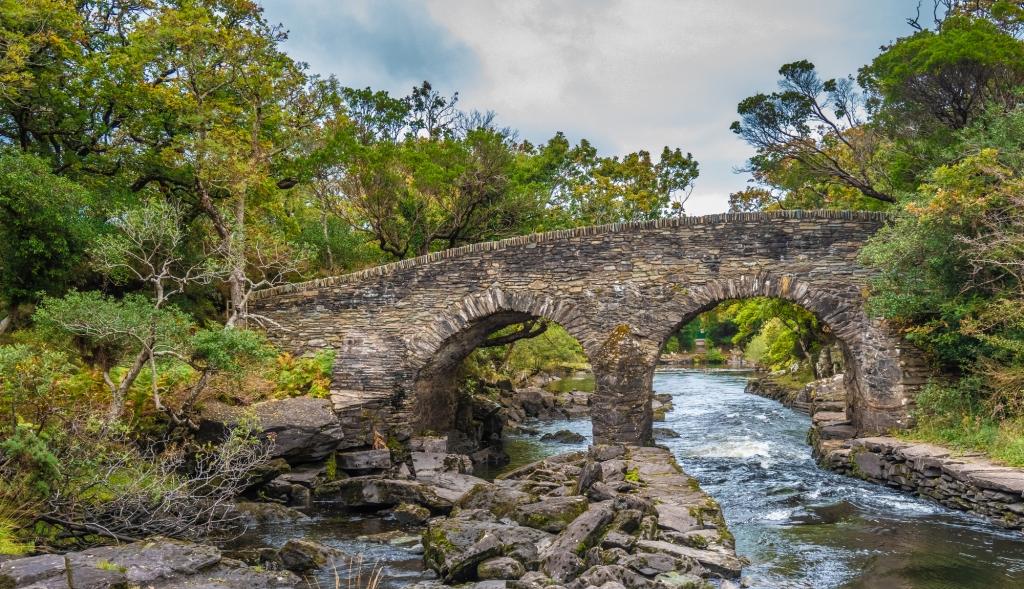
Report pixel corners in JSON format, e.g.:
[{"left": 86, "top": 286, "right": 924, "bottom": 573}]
[{"left": 260, "top": 0, "right": 922, "bottom": 215}]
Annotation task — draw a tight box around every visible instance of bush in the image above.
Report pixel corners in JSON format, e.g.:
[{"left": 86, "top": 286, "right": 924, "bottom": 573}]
[{"left": 272, "top": 351, "right": 334, "bottom": 399}]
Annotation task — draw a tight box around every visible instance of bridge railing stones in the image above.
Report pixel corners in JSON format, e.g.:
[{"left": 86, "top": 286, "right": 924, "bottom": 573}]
[{"left": 249, "top": 210, "right": 926, "bottom": 446}]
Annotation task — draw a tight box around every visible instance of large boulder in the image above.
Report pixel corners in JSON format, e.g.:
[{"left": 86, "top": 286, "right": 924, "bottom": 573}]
[
  {"left": 275, "top": 539, "right": 346, "bottom": 572},
  {"left": 199, "top": 397, "right": 344, "bottom": 464},
  {"left": 314, "top": 477, "right": 453, "bottom": 513},
  {"left": 423, "top": 509, "right": 552, "bottom": 583}
]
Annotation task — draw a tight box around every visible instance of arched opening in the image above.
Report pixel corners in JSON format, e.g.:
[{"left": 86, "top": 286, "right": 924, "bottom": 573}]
[
  {"left": 408, "top": 292, "right": 598, "bottom": 468},
  {"left": 656, "top": 296, "right": 854, "bottom": 425}
]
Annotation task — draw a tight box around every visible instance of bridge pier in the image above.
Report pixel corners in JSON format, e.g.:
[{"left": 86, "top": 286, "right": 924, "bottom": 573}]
[{"left": 590, "top": 325, "right": 660, "bottom": 446}]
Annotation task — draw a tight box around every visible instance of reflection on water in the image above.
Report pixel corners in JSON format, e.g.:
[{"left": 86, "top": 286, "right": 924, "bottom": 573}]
[{"left": 501, "top": 369, "right": 1024, "bottom": 588}]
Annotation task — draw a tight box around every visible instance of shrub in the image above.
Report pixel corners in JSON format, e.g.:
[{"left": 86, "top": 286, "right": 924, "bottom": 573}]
[{"left": 273, "top": 351, "right": 334, "bottom": 399}]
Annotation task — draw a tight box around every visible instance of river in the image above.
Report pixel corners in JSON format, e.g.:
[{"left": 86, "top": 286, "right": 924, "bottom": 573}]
[{"left": 239, "top": 369, "right": 1024, "bottom": 588}]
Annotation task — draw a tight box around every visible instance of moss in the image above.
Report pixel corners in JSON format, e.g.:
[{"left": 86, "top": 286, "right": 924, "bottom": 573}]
[
  {"left": 624, "top": 467, "right": 641, "bottom": 484},
  {"left": 0, "top": 519, "right": 33, "bottom": 556},
  {"left": 95, "top": 560, "right": 127, "bottom": 573},
  {"left": 324, "top": 451, "right": 338, "bottom": 482}
]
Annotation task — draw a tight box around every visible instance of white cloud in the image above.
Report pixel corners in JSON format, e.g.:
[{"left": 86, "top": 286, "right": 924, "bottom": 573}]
[{"left": 263, "top": 0, "right": 918, "bottom": 214}]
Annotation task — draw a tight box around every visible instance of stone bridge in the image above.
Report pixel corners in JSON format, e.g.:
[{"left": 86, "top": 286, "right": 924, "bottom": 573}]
[{"left": 250, "top": 211, "right": 928, "bottom": 446}]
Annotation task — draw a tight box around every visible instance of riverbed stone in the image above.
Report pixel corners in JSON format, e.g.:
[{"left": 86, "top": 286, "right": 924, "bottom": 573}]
[
  {"left": 335, "top": 449, "right": 391, "bottom": 473},
  {"left": 314, "top": 477, "right": 453, "bottom": 513},
  {"left": 276, "top": 539, "right": 345, "bottom": 572},
  {"left": 478, "top": 557, "right": 526, "bottom": 581},
  {"left": 514, "top": 496, "right": 590, "bottom": 533}
]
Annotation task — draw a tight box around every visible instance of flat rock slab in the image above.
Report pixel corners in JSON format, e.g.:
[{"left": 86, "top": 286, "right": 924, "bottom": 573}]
[
  {"left": 0, "top": 538, "right": 299, "bottom": 589},
  {"left": 200, "top": 397, "right": 344, "bottom": 463}
]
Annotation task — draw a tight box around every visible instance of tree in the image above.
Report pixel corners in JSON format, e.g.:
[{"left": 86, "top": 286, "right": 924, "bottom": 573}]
[
  {"left": 0, "top": 150, "right": 96, "bottom": 334},
  {"left": 861, "top": 15, "right": 1024, "bottom": 134},
  {"left": 731, "top": 60, "right": 896, "bottom": 205}
]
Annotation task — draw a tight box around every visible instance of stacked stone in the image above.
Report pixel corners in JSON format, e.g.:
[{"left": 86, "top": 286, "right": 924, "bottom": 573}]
[{"left": 816, "top": 436, "right": 1024, "bottom": 530}]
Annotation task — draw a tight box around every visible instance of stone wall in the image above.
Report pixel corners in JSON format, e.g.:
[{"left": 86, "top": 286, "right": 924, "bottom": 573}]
[
  {"left": 249, "top": 210, "right": 929, "bottom": 445},
  {"left": 815, "top": 436, "right": 1024, "bottom": 530}
]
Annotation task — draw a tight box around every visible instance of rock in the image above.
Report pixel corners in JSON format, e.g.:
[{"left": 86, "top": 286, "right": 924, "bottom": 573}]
[
  {"left": 0, "top": 538, "right": 300, "bottom": 589},
  {"left": 586, "top": 481, "right": 618, "bottom": 502},
  {"left": 77, "top": 538, "right": 223, "bottom": 585},
  {"left": 590, "top": 445, "right": 627, "bottom": 462},
  {"left": 413, "top": 452, "right": 474, "bottom": 477},
  {"left": 621, "top": 551, "right": 679, "bottom": 577},
  {"left": 654, "top": 504, "right": 701, "bottom": 534},
  {"left": 394, "top": 502, "right": 432, "bottom": 525},
  {"left": 566, "top": 564, "right": 653, "bottom": 589},
  {"left": 636, "top": 540, "right": 743, "bottom": 578},
  {"left": 335, "top": 449, "right": 392, "bottom": 473},
  {"left": 314, "top": 477, "right": 454, "bottom": 513},
  {"left": 654, "top": 571, "right": 711, "bottom": 588},
  {"left": 540, "top": 430, "right": 586, "bottom": 444},
  {"left": 601, "top": 531, "right": 637, "bottom": 551},
  {"left": 420, "top": 472, "right": 490, "bottom": 504},
  {"left": 576, "top": 461, "right": 603, "bottom": 495},
  {"left": 652, "top": 428, "right": 680, "bottom": 439},
  {"left": 514, "top": 496, "right": 590, "bottom": 533},
  {"left": 410, "top": 436, "right": 449, "bottom": 453},
  {"left": 540, "top": 550, "right": 584, "bottom": 584},
  {"left": 478, "top": 557, "right": 526, "bottom": 580},
  {"left": 541, "top": 502, "right": 616, "bottom": 581},
  {"left": 423, "top": 510, "right": 553, "bottom": 583},
  {"left": 232, "top": 502, "right": 310, "bottom": 530},
  {"left": 243, "top": 458, "right": 292, "bottom": 491},
  {"left": 458, "top": 482, "right": 535, "bottom": 518},
  {"left": 276, "top": 539, "right": 345, "bottom": 572},
  {"left": 199, "top": 397, "right": 345, "bottom": 464}
]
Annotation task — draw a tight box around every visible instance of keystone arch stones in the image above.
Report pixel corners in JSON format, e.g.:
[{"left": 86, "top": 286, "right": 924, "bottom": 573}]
[{"left": 249, "top": 211, "right": 929, "bottom": 446}]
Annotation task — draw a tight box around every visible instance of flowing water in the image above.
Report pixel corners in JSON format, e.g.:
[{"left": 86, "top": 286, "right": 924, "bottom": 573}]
[{"left": 239, "top": 369, "right": 1024, "bottom": 588}]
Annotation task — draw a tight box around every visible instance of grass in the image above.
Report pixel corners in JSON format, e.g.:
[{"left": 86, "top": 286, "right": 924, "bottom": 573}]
[
  {"left": 901, "top": 416, "right": 1024, "bottom": 467},
  {"left": 0, "top": 518, "right": 33, "bottom": 556}
]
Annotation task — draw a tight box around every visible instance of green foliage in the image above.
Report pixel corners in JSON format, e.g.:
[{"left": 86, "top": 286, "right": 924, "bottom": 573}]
[
  {"left": 860, "top": 15, "right": 1024, "bottom": 133},
  {"left": 0, "top": 424, "right": 60, "bottom": 496},
  {"left": 466, "top": 323, "right": 589, "bottom": 384},
  {"left": 0, "top": 344, "right": 75, "bottom": 430},
  {"left": 905, "top": 378, "right": 1024, "bottom": 467},
  {"left": 35, "top": 291, "right": 193, "bottom": 368},
  {"left": 272, "top": 351, "right": 334, "bottom": 399},
  {"left": 191, "top": 328, "right": 274, "bottom": 375},
  {"left": 0, "top": 517, "right": 33, "bottom": 555},
  {"left": 0, "top": 150, "right": 97, "bottom": 313}
]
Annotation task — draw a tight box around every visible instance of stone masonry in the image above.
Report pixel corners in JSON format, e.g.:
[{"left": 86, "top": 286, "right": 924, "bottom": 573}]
[{"left": 249, "top": 210, "right": 929, "bottom": 446}]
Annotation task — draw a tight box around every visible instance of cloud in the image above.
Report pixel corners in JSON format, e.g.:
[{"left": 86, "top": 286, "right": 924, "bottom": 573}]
[
  {"left": 260, "top": 0, "right": 478, "bottom": 94},
  {"left": 262, "top": 0, "right": 918, "bottom": 214}
]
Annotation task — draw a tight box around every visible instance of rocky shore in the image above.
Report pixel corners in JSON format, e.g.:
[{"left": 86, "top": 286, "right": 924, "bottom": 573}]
[
  {"left": 781, "top": 374, "right": 1024, "bottom": 531},
  {"left": 743, "top": 373, "right": 844, "bottom": 416},
  {"left": 0, "top": 536, "right": 302, "bottom": 589},
  {"left": 814, "top": 434, "right": 1024, "bottom": 530},
  {"left": 415, "top": 444, "right": 743, "bottom": 588}
]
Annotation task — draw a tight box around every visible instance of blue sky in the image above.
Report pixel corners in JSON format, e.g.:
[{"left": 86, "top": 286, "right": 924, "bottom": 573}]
[{"left": 261, "top": 0, "right": 921, "bottom": 214}]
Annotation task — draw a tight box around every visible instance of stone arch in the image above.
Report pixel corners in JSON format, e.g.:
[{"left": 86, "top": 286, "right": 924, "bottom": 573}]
[
  {"left": 650, "top": 272, "right": 917, "bottom": 434},
  {"left": 406, "top": 288, "right": 600, "bottom": 434}
]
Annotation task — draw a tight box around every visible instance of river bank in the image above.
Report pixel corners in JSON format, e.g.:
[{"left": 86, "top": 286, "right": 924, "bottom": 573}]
[{"left": 747, "top": 370, "right": 1024, "bottom": 531}]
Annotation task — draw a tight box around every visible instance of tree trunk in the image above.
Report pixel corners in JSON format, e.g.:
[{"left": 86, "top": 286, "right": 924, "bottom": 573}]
[
  {"left": 106, "top": 348, "right": 150, "bottom": 424},
  {"left": 0, "top": 314, "right": 10, "bottom": 337}
]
